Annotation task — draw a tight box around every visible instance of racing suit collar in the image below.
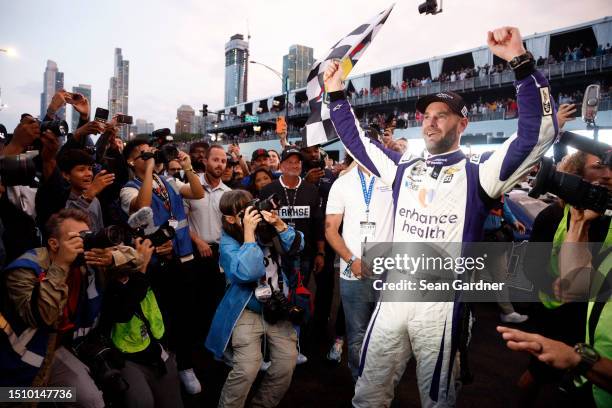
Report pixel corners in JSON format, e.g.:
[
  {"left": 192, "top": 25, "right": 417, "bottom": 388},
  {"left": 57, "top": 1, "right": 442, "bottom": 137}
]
[{"left": 424, "top": 149, "right": 465, "bottom": 167}]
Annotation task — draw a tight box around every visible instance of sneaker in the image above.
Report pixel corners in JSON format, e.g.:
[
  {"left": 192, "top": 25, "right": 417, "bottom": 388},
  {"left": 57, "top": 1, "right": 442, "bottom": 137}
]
[
  {"left": 179, "top": 368, "right": 202, "bottom": 394},
  {"left": 500, "top": 312, "right": 529, "bottom": 324},
  {"left": 296, "top": 352, "right": 308, "bottom": 365},
  {"left": 326, "top": 339, "right": 343, "bottom": 363},
  {"left": 260, "top": 360, "right": 272, "bottom": 371}
]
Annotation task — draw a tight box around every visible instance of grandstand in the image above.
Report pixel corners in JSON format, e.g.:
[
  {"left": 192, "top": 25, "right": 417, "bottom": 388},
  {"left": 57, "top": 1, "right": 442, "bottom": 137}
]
[{"left": 207, "top": 17, "right": 612, "bottom": 159}]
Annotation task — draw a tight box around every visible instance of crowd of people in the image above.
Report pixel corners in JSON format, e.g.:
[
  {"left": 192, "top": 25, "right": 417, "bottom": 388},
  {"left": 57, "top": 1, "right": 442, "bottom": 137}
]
[{"left": 0, "top": 26, "right": 610, "bottom": 408}]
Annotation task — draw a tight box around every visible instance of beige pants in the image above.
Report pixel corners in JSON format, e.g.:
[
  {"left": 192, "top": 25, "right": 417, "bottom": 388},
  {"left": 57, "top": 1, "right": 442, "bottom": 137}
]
[{"left": 219, "top": 309, "right": 297, "bottom": 408}]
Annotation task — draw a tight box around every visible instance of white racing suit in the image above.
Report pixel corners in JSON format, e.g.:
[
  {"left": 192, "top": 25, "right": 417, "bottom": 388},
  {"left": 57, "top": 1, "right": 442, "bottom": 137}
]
[{"left": 328, "top": 69, "right": 558, "bottom": 407}]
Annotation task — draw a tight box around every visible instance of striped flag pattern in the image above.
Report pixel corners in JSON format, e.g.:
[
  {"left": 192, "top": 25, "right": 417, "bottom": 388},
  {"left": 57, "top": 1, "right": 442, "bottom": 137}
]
[{"left": 303, "top": 4, "right": 395, "bottom": 147}]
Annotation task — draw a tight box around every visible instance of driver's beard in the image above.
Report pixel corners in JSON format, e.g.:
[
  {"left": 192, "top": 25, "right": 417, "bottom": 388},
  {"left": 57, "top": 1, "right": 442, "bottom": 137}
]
[{"left": 425, "top": 126, "right": 460, "bottom": 155}]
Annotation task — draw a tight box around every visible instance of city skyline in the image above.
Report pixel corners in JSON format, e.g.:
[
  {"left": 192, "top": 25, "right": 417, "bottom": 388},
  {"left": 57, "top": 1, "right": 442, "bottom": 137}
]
[
  {"left": 108, "top": 48, "right": 129, "bottom": 139},
  {"left": 40, "top": 60, "right": 64, "bottom": 120},
  {"left": 224, "top": 33, "right": 249, "bottom": 107},
  {"left": 0, "top": 0, "right": 609, "bottom": 132},
  {"left": 282, "top": 45, "right": 315, "bottom": 93}
]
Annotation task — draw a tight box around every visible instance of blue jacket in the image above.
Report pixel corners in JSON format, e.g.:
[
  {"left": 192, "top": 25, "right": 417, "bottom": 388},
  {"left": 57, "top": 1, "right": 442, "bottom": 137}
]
[{"left": 205, "top": 227, "right": 304, "bottom": 358}]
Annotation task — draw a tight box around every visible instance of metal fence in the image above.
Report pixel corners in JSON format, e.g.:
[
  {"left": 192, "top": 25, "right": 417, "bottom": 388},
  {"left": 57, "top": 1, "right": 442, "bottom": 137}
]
[{"left": 212, "top": 55, "right": 612, "bottom": 131}]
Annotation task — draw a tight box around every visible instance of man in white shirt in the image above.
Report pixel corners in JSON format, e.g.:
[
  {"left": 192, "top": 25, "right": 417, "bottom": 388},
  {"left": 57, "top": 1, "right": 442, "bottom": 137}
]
[
  {"left": 325, "top": 155, "right": 394, "bottom": 381},
  {"left": 184, "top": 144, "right": 232, "bottom": 343}
]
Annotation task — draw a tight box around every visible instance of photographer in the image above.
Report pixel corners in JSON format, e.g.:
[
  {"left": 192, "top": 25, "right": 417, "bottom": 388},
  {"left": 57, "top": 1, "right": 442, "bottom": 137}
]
[
  {"left": 120, "top": 138, "right": 205, "bottom": 394},
  {"left": 205, "top": 190, "right": 304, "bottom": 408},
  {"left": 0, "top": 117, "right": 45, "bottom": 264},
  {"left": 104, "top": 238, "right": 184, "bottom": 408},
  {"left": 0, "top": 208, "right": 131, "bottom": 407},
  {"left": 522, "top": 150, "right": 611, "bottom": 403}
]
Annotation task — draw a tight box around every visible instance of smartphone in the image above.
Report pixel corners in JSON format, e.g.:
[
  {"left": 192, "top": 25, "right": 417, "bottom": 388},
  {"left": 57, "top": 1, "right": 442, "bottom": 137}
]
[
  {"left": 94, "top": 108, "right": 109, "bottom": 123},
  {"left": 116, "top": 114, "right": 133, "bottom": 125},
  {"left": 276, "top": 116, "right": 287, "bottom": 134}
]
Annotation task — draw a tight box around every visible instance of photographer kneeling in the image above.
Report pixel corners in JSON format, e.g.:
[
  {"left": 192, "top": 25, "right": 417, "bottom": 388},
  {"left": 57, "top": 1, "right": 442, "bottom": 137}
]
[
  {"left": 0, "top": 208, "right": 130, "bottom": 407},
  {"left": 206, "top": 190, "right": 304, "bottom": 408}
]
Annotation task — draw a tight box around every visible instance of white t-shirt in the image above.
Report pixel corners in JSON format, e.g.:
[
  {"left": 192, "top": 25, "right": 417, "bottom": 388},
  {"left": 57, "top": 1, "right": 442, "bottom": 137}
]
[{"left": 326, "top": 166, "right": 394, "bottom": 280}]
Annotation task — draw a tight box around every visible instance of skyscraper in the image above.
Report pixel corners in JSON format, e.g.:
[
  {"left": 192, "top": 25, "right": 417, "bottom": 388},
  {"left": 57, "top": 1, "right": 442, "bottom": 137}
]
[
  {"left": 176, "top": 105, "right": 195, "bottom": 134},
  {"left": 224, "top": 34, "right": 249, "bottom": 107},
  {"left": 108, "top": 48, "right": 130, "bottom": 139},
  {"left": 134, "top": 118, "right": 155, "bottom": 136},
  {"left": 282, "top": 45, "right": 314, "bottom": 92},
  {"left": 71, "top": 84, "right": 91, "bottom": 132},
  {"left": 40, "top": 60, "right": 65, "bottom": 119}
]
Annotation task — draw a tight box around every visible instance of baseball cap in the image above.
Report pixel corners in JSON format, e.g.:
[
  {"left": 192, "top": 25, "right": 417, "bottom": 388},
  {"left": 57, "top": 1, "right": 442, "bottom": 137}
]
[
  {"left": 251, "top": 148, "right": 270, "bottom": 161},
  {"left": 416, "top": 91, "right": 468, "bottom": 118},
  {"left": 280, "top": 147, "right": 303, "bottom": 163}
]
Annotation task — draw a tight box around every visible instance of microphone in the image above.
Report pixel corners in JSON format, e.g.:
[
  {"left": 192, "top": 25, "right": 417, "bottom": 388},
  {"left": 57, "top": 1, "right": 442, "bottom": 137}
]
[
  {"left": 581, "top": 84, "right": 600, "bottom": 124},
  {"left": 127, "top": 207, "right": 157, "bottom": 236}
]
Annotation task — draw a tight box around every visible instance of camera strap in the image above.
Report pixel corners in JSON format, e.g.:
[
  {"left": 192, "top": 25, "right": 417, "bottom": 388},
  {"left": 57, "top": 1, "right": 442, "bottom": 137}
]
[{"left": 150, "top": 174, "right": 172, "bottom": 213}]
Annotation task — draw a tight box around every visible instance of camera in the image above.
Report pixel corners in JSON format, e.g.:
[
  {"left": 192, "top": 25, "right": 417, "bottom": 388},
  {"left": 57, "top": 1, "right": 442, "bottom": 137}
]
[
  {"left": 127, "top": 207, "right": 177, "bottom": 247},
  {"left": 418, "top": 0, "right": 442, "bottom": 15},
  {"left": 73, "top": 333, "right": 128, "bottom": 399},
  {"left": 242, "top": 194, "right": 280, "bottom": 245},
  {"left": 247, "top": 193, "right": 279, "bottom": 213},
  {"left": 529, "top": 156, "right": 611, "bottom": 213},
  {"left": 148, "top": 128, "right": 179, "bottom": 164},
  {"left": 0, "top": 152, "right": 38, "bottom": 186},
  {"left": 80, "top": 225, "right": 129, "bottom": 251},
  {"left": 262, "top": 283, "right": 305, "bottom": 325},
  {"left": 40, "top": 119, "right": 69, "bottom": 138}
]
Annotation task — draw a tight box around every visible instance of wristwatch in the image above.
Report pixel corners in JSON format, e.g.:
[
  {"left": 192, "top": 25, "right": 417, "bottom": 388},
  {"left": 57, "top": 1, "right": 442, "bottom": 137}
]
[
  {"left": 573, "top": 343, "right": 600, "bottom": 376},
  {"left": 509, "top": 51, "right": 534, "bottom": 70},
  {"left": 345, "top": 255, "right": 357, "bottom": 269}
]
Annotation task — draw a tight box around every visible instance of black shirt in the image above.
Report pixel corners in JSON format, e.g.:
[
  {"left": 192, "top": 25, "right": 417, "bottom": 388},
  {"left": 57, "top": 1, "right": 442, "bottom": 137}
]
[{"left": 260, "top": 177, "right": 323, "bottom": 255}]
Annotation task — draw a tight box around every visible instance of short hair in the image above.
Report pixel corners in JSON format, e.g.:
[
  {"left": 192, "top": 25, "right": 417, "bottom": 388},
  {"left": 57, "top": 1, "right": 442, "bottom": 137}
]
[
  {"left": 57, "top": 148, "right": 95, "bottom": 173},
  {"left": 558, "top": 151, "right": 588, "bottom": 177},
  {"left": 206, "top": 144, "right": 225, "bottom": 158},
  {"left": 123, "top": 138, "right": 149, "bottom": 160},
  {"left": 189, "top": 141, "right": 209, "bottom": 153},
  {"left": 46, "top": 208, "right": 91, "bottom": 239}
]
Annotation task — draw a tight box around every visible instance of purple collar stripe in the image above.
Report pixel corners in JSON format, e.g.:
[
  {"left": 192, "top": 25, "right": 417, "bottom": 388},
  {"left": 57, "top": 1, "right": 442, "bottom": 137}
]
[{"left": 425, "top": 150, "right": 465, "bottom": 167}]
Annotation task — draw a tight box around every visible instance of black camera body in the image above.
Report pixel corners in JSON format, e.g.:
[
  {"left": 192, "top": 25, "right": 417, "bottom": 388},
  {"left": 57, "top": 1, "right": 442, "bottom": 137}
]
[
  {"left": 40, "top": 119, "right": 69, "bottom": 138},
  {"left": 0, "top": 152, "right": 38, "bottom": 186},
  {"left": 73, "top": 333, "right": 127, "bottom": 399},
  {"left": 529, "top": 157, "right": 611, "bottom": 213},
  {"left": 79, "top": 225, "right": 129, "bottom": 251},
  {"left": 243, "top": 194, "right": 280, "bottom": 245},
  {"left": 263, "top": 286, "right": 304, "bottom": 325}
]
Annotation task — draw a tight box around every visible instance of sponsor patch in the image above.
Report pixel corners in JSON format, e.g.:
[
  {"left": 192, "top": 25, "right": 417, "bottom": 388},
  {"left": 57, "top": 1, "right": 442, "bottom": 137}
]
[
  {"left": 278, "top": 206, "right": 311, "bottom": 219},
  {"left": 540, "top": 87, "right": 552, "bottom": 116}
]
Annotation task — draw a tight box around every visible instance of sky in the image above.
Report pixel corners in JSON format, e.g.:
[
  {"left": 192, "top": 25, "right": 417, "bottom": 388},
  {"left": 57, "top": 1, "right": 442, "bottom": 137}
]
[{"left": 0, "top": 0, "right": 610, "bottom": 132}]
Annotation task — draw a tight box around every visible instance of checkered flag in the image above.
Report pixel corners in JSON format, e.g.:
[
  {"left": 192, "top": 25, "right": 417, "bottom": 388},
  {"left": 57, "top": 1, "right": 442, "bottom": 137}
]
[{"left": 303, "top": 4, "right": 395, "bottom": 147}]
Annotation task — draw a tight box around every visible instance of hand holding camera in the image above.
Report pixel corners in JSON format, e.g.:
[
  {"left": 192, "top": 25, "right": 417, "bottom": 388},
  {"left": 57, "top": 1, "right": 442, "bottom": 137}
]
[
  {"left": 243, "top": 206, "right": 262, "bottom": 242},
  {"left": 134, "top": 237, "right": 154, "bottom": 273},
  {"left": 66, "top": 92, "right": 90, "bottom": 119},
  {"left": 260, "top": 210, "right": 286, "bottom": 232},
  {"left": 11, "top": 117, "right": 40, "bottom": 151},
  {"left": 84, "top": 247, "right": 114, "bottom": 267},
  {"left": 47, "top": 90, "right": 69, "bottom": 116},
  {"left": 177, "top": 150, "right": 192, "bottom": 171},
  {"left": 54, "top": 232, "right": 85, "bottom": 271},
  {"left": 74, "top": 121, "right": 105, "bottom": 141},
  {"left": 83, "top": 169, "right": 115, "bottom": 200},
  {"left": 305, "top": 167, "right": 325, "bottom": 184}
]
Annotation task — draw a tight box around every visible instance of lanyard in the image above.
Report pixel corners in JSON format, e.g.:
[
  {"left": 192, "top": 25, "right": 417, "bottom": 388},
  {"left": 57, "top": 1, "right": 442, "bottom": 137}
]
[
  {"left": 282, "top": 184, "right": 300, "bottom": 225},
  {"left": 148, "top": 174, "right": 173, "bottom": 214},
  {"left": 358, "top": 169, "right": 375, "bottom": 222}
]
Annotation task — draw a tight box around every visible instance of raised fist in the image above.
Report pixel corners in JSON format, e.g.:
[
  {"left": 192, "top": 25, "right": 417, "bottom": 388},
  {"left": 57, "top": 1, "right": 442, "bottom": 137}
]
[
  {"left": 487, "top": 27, "right": 526, "bottom": 62},
  {"left": 323, "top": 60, "right": 344, "bottom": 93}
]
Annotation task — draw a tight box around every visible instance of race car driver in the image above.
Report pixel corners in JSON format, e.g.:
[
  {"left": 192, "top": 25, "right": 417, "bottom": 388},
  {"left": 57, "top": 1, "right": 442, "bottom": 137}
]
[{"left": 323, "top": 27, "right": 558, "bottom": 407}]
